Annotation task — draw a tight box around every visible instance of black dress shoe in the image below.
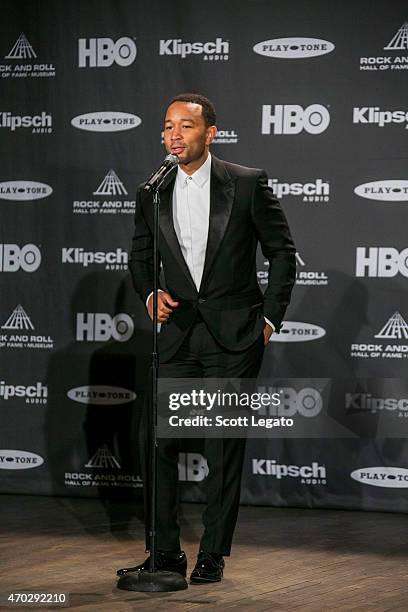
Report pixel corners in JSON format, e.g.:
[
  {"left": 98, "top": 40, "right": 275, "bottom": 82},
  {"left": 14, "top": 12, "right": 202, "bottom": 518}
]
[
  {"left": 116, "top": 551, "right": 187, "bottom": 577},
  {"left": 190, "top": 551, "right": 225, "bottom": 584}
]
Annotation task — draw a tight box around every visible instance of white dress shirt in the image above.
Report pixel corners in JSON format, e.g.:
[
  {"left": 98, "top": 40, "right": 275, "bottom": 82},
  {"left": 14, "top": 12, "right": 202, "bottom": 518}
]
[{"left": 147, "top": 152, "right": 274, "bottom": 332}]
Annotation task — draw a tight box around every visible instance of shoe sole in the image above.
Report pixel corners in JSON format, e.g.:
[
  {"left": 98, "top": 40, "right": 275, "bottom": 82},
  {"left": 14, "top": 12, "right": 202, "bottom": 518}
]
[{"left": 190, "top": 576, "right": 222, "bottom": 584}]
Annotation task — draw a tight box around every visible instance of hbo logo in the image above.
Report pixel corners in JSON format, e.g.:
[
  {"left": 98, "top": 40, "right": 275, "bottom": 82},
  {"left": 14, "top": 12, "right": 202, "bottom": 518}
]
[
  {"left": 78, "top": 37, "right": 137, "bottom": 67},
  {"left": 258, "top": 387, "right": 323, "bottom": 417},
  {"left": 356, "top": 247, "right": 408, "bottom": 277},
  {"left": 262, "top": 104, "right": 330, "bottom": 135},
  {"left": 76, "top": 313, "right": 134, "bottom": 342},
  {"left": 0, "top": 244, "right": 41, "bottom": 272},
  {"left": 178, "top": 453, "right": 209, "bottom": 482}
]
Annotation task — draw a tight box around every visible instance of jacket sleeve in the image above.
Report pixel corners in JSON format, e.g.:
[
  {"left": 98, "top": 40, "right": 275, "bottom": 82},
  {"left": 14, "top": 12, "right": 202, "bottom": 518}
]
[
  {"left": 251, "top": 170, "right": 296, "bottom": 332},
  {"left": 128, "top": 188, "right": 162, "bottom": 305}
]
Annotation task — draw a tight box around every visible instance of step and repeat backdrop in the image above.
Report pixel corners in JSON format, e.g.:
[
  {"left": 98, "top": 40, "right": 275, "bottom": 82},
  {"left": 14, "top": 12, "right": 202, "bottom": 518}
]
[{"left": 1, "top": 0, "right": 408, "bottom": 513}]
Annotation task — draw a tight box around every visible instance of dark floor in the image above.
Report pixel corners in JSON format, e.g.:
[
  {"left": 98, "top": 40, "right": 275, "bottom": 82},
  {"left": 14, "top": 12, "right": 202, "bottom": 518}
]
[{"left": 0, "top": 495, "right": 407, "bottom": 611}]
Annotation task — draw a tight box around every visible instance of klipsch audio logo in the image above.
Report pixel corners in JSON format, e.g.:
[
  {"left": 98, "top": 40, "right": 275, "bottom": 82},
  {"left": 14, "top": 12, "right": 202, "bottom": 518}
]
[
  {"left": 71, "top": 112, "right": 141, "bottom": 132},
  {"left": 0, "top": 380, "right": 48, "bottom": 404},
  {"left": 269, "top": 178, "right": 330, "bottom": 203},
  {"left": 62, "top": 247, "right": 128, "bottom": 270},
  {"left": 78, "top": 37, "right": 137, "bottom": 67},
  {"left": 0, "top": 112, "right": 52, "bottom": 133},
  {"left": 346, "top": 393, "right": 408, "bottom": 417},
  {"left": 253, "top": 37, "right": 334, "bottom": 59},
  {"left": 178, "top": 452, "right": 209, "bottom": 481},
  {"left": 159, "top": 38, "right": 229, "bottom": 61},
  {"left": 252, "top": 459, "right": 327, "bottom": 485},
  {"left": 261, "top": 104, "right": 330, "bottom": 135},
  {"left": 351, "top": 467, "right": 408, "bottom": 487},
  {"left": 76, "top": 313, "right": 134, "bottom": 343},
  {"left": 360, "top": 22, "right": 408, "bottom": 71},
  {"left": 355, "top": 247, "right": 408, "bottom": 277},
  {"left": 269, "top": 321, "right": 326, "bottom": 342},
  {"left": 353, "top": 107, "right": 408, "bottom": 130},
  {"left": 258, "top": 254, "right": 328, "bottom": 287},
  {"left": 73, "top": 170, "right": 135, "bottom": 216},
  {"left": 1, "top": 33, "right": 55, "bottom": 78},
  {"left": 354, "top": 180, "right": 408, "bottom": 202},
  {"left": 0, "top": 449, "right": 44, "bottom": 470},
  {"left": 350, "top": 312, "right": 408, "bottom": 360},
  {"left": 0, "top": 181, "right": 52, "bottom": 201},
  {"left": 0, "top": 244, "right": 41, "bottom": 272},
  {"left": 0, "top": 305, "right": 54, "bottom": 350},
  {"left": 64, "top": 444, "right": 143, "bottom": 489},
  {"left": 67, "top": 385, "right": 136, "bottom": 404}
]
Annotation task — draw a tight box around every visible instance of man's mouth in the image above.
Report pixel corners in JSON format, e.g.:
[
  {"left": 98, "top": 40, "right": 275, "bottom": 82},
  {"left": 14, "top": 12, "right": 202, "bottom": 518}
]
[{"left": 171, "top": 145, "right": 185, "bottom": 155}]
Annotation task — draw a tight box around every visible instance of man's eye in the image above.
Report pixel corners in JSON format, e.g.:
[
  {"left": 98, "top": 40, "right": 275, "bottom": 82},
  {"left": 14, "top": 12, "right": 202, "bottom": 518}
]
[
  {"left": 182, "top": 125, "right": 192, "bottom": 128},
  {"left": 164, "top": 126, "right": 172, "bottom": 130}
]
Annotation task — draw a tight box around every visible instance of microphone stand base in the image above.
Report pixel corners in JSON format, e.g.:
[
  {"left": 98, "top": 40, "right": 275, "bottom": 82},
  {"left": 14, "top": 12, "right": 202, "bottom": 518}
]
[{"left": 117, "top": 569, "right": 188, "bottom": 592}]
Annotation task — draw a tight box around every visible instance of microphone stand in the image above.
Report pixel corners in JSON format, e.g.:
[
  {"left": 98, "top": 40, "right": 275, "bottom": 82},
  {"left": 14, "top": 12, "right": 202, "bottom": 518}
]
[{"left": 117, "top": 183, "right": 187, "bottom": 593}]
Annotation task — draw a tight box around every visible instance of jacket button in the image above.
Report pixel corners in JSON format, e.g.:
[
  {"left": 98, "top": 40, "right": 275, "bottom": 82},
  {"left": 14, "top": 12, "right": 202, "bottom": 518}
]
[{"left": 198, "top": 298, "right": 206, "bottom": 304}]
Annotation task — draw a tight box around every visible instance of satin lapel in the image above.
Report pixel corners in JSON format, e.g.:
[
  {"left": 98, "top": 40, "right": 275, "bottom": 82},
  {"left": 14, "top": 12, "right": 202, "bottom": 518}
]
[
  {"left": 158, "top": 175, "right": 197, "bottom": 290},
  {"left": 200, "top": 157, "right": 236, "bottom": 290}
]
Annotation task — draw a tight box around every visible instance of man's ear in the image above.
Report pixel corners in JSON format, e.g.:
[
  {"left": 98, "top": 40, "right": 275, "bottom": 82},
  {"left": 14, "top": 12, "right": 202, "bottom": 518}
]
[{"left": 206, "top": 125, "right": 217, "bottom": 146}]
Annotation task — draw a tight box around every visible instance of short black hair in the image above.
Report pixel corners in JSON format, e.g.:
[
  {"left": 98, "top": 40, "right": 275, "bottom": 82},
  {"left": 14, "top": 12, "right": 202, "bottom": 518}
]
[{"left": 168, "top": 93, "right": 216, "bottom": 127}]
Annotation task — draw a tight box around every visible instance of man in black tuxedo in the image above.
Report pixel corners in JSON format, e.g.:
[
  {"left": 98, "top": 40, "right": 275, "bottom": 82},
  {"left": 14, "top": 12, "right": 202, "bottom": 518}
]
[{"left": 118, "top": 93, "right": 296, "bottom": 584}]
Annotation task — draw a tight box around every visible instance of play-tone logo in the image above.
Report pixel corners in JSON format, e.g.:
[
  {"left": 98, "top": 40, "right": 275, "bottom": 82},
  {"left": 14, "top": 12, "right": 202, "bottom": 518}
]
[
  {"left": 159, "top": 38, "right": 229, "bottom": 61},
  {"left": 253, "top": 37, "right": 334, "bottom": 59},
  {"left": 0, "top": 112, "right": 52, "bottom": 133},
  {"left": 178, "top": 452, "right": 208, "bottom": 482},
  {"left": 252, "top": 459, "right": 326, "bottom": 484},
  {"left": 76, "top": 313, "right": 134, "bottom": 343},
  {"left": 354, "top": 180, "right": 408, "bottom": 202},
  {"left": 0, "top": 181, "right": 52, "bottom": 201},
  {"left": 360, "top": 22, "right": 408, "bottom": 71},
  {"left": 269, "top": 178, "right": 330, "bottom": 203},
  {"left": 71, "top": 111, "right": 141, "bottom": 132},
  {"left": 1, "top": 33, "right": 56, "bottom": 78},
  {"left": 67, "top": 385, "right": 136, "bottom": 405},
  {"left": 269, "top": 321, "right": 326, "bottom": 342},
  {"left": 350, "top": 312, "right": 408, "bottom": 360},
  {"left": 355, "top": 247, "right": 408, "bottom": 277},
  {"left": 262, "top": 104, "right": 330, "bottom": 135},
  {"left": 0, "top": 244, "right": 41, "bottom": 272},
  {"left": 0, "top": 449, "right": 44, "bottom": 470},
  {"left": 79, "top": 37, "right": 137, "bottom": 67},
  {"left": 351, "top": 467, "right": 408, "bottom": 488}
]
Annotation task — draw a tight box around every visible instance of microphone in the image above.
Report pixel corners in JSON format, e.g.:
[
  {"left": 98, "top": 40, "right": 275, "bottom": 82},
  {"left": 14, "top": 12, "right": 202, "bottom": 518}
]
[{"left": 144, "top": 154, "right": 179, "bottom": 192}]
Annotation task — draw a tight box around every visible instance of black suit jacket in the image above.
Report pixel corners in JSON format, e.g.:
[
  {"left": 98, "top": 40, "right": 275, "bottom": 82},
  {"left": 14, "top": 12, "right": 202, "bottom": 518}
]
[{"left": 129, "top": 155, "right": 296, "bottom": 362}]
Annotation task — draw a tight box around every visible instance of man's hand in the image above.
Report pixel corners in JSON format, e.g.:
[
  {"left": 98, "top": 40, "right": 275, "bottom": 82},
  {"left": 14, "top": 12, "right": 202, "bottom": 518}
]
[
  {"left": 147, "top": 291, "right": 179, "bottom": 323},
  {"left": 263, "top": 322, "right": 274, "bottom": 345}
]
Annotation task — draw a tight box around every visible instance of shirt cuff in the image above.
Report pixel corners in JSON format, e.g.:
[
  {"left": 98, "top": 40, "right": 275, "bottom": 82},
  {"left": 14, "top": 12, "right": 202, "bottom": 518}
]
[
  {"left": 264, "top": 317, "right": 275, "bottom": 333},
  {"left": 146, "top": 289, "right": 164, "bottom": 310}
]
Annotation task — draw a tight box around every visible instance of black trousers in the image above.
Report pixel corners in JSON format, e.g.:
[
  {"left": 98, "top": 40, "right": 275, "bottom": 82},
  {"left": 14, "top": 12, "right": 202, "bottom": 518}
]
[{"left": 141, "top": 316, "right": 265, "bottom": 557}]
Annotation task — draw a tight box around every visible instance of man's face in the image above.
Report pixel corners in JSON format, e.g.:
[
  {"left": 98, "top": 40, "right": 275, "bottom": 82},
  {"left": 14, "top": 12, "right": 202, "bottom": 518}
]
[{"left": 163, "top": 101, "right": 216, "bottom": 170}]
